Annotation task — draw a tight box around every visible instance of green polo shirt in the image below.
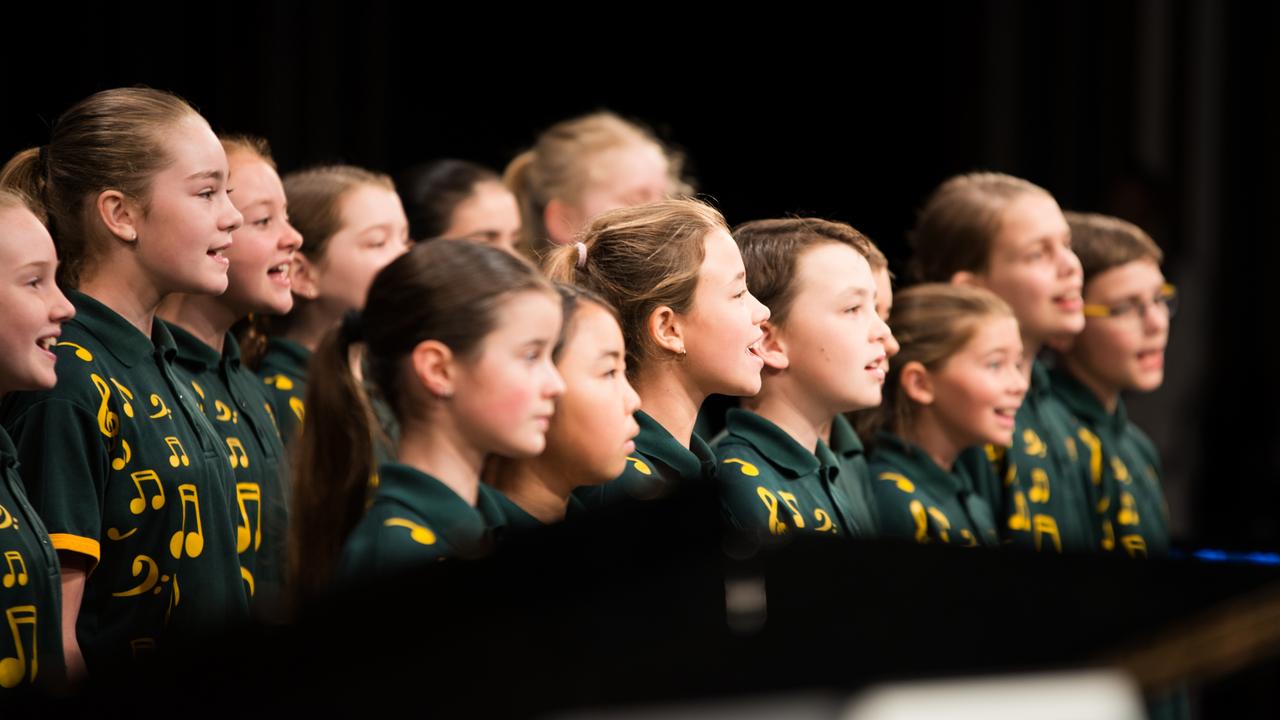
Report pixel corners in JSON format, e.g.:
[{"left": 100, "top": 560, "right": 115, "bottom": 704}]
[
  {"left": 256, "top": 337, "right": 309, "bottom": 447},
  {"left": 1049, "top": 367, "right": 1171, "bottom": 558},
  {"left": 574, "top": 410, "right": 717, "bottom": 510},
  {"left": 868, "top": 433, "right": 999, "bottom": 547},
  {"left": 488, "top": 490, "right": 588, "bottom": 534},
  {"left": 827, "top": 414, "right": 881, "bottom": 537},
  {"left": 958, "top": 359, "right": 1107, "bottom": 554},
  {"left": 713, "top": 408, "right": 873, "bottom": 539},
  {"left": 0, "top": 291, "right": 247, "bottom": 671},
  {"left": 167, "top": 324, "right": 291, "bottom": 605},
  {"left": 0, "top": 426, "right": 64, "bottom": 695},
  {"left": 337, "top": 463, "right": 507, "bottom": 582}
]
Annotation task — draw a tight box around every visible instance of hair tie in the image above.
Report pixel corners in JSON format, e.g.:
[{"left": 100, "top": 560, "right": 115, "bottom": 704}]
[
  {"left": 575, "top": 241, "right": 587, "bottom": 269},
  {"left": 340, "top": 309, "right": 365, "bottom": 345}
]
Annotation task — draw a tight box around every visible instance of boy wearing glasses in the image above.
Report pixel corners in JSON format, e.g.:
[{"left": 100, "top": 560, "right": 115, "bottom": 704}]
[{"left": 1050, "top": 212, "right": 1176, "bottom": 558}]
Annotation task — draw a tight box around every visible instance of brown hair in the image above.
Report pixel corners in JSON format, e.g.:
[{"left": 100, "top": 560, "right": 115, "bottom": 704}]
[
  {"left": 908, "top": 172, "right": 1053, "bottom": 284},
  {"left": 504, "top": 111, "right": 692, "bottom": 253},
  {"left": 290, "top": 239, "right": 553, "bottom": 603},
  {"left": 732, "top": 217, "right": 874, "bottom": 327},
  {"left": 1064, "top": 211, "right": 1163, "bottom": 283},
  {"left": 399, "top": 159, "right": 501, "bottom": 242},
  {"left": 552, "top": 282, "right": 620, "bottom": 363},
  {"left": 0, "top": 87, "right": 203, "bottom": 287},
  {"left": 875, "top": 284, "right": 1015, "bottom": 437},
  {"left": 221, "top": 134, "right": 277, "bottom": 171},
  {"left": 0, "top": 188, "right": 37, "bottom": 216},
  {"left": 543, "top": 198, "right": 726, "bottom": 382}
]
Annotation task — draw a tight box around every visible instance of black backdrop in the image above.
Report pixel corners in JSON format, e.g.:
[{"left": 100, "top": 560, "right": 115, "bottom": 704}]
[{"left": 3, "top": 0, "right": 1278, "bottom": 551}]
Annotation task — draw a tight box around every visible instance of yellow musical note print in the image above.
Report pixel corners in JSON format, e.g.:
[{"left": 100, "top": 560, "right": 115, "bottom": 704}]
[
  {"left": 1121, "top": 534, "right": 1148, "bottom": 558},
  {"left": 1076, "top": 428, "right": 1102, "bottom": 485},
  {"left": 0, "top": 606, "right": 37, "bottom": 688},
  {"left": 777, "top": 491, "right": 805, "bottom": 529},
  {"left": 235, "top": 483, "right": 262, "bottom": 553},
  {"left": 106, "top": 528, "right": 138, "bottom": 541},
  {"left": 169, "top": 485, "right": 204, "bottom": 559},
  {"left": 909, "top": 500, "right": 928, "bottom": 543},
  {"left": 56, "top": 340, "right": 93, "bottom": 361},
  {"left": 1028, "top": 468, "right": 1051, "bottom": 504},
  {"left": 91, "top": 373, "right": 120, "bottom": 438},
  {"left": 148, "top": 393, "right": 172, "bottom": 420},
  {"left": 264, "top": 374, "right": 293, "bottom": 391},
  {"left": 190, "top": 381, "right": 206, "bottom": 413},
  {"left": 384, "top": 518, "right": 438, "bottom": 546},
  {"left": 110, "top": 439, "right": 132, "bottom": 471},
  {"left": 1022, "top": 428, "right": 1047, "bottom": 458},
  {"left": 1111, "top": 456, "right": 1131, "bottom": 483},
  {"left": 959, "top": 529, "right": 978, "bottom": 547},
  {"left": 879, "top": 471, "right": 915, "bottom": 493},
  {"left": 985, "top": 443, "right": 1006, "bottom": 465},
  {"left": 241, "top": 567, "right": 255, "bottom": 598},
  {"left": 112, "top": 555, "right": 160, "bottom": 597},
  {"left": 927, "top": 507, "right": 951, "bottom": 543},
  {"left": 1101, "top": 519, "right": 1116, "bottom": 552},
  {"left": 626, "top": 456, "right": 651, "bottom": 476},
  {"left": 1032, "top": 514, "right": 1062, "bottom": 553},
  {"left": 109, "top": 378, "right": 135, "bottom": 418},
  {"left": 1117, "top": 492, "right": 1140, "bottom": 526},
  {"left": 214, "top": 400, "right": 237, "bottom": 424},
  {"left": 1008, "top": 490, "right": 1031, "bottom": 531},
  {"left": 722, "top": 458, "right": 760, "bottom": 476},
  {"left": 756, "top": 488, "right": 787, "bottom": 535},
  {"left": 226, "top": 437, "right": 250, "bottom": 469},
  {"left": 812, "top": 509, "right": 836, "bottom": 533},
  {"left": 1064, "top": 436, "right": 1077, "bottom": 461},
  {"left": 263, "top": 403, "right": 278, "bottom": 431},
  {"left": 2, "top": 551, "right": 28, "bottom": 588},
  {"left": 0, "top": 505, "right": 13, "bottom": 530},
  {"left": 289, "top": 397, "right": 305, "bottom": 422},
  {"left": 126, "top": 469, "right": 165, "bottom": 514},
  {"left": 163, "top": 436, "right": 190, "bottom": 468},
  {"left": 1003, "top": 461, "right": 1017, "bottom": 488}
]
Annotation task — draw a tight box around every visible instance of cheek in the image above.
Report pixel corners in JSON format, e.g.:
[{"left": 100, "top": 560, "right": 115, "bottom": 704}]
[{"left": 470, "top": 364, "right": 537, "bottom": 419}]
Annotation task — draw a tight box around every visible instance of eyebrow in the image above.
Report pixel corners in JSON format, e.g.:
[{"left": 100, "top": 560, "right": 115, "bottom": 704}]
[
  {"left": 600, "top": 350, "right": 623, "bottom": 360},
  {"left": 186, "top": 169, "right": 225, "bottom": 182}
]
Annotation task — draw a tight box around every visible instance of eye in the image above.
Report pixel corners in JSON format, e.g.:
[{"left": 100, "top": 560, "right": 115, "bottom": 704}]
[
  {"left": 198, "top": 189, "right": 215, "bottom": 201},
  {"left": 253, "top": 216, "right": 272, "bottom": 228},
  {"left": 26, "top": 276, "right": 42, "bottom": 290},
  {"left": 844, "top": 304, "right": 862, "bottom": 314},
  {"left": 732, "top": 289, "right": 747, "bottom": 300}
]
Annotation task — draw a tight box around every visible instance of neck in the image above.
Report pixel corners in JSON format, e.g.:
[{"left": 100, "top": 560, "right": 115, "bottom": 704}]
[
  {"left": 493, "top": 458, "right": 576, "bottom": 523},
  {"left": 631, "top": 366, "right": 704, "bottom": 449},
  {"left": 284, "top": 301, "right": 340, "bottom": 353},
  {"left": 156, "top": 294, "right": 240, "bottom": 354},
  {"left": 78, "top": 265, "right": 166, "bottom": 338},
  {"left": 396, "top": 417, "right": 486, "bottom": 507},
  {"left": 1020, "top": 335, "right": 1044, "bottom": 385},
  {"left": 1060, "top": 355, "right": 1121, "bottom": 414},
  {"left": 745, "top": 381, "right": 828, "bottom": 453},
  {"left": 899, "top": 409, "right": 963, "bottom": 472}
]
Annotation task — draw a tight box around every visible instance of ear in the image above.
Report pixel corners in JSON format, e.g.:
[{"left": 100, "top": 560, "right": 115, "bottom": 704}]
[
  {"left": 899, "top": 361, "right": 935, "bottom": 406},
  {"left": 646, "top": 305, "right": 685, "bottom": 356},
  {"left": 409, "top": 339, "right": 456, "bottom": 399},
  {"left": 950, "top": 270, "right": 986, "bottom": 289},
  {"left": 290, "top": 254, "right": 321, "bottom": 301},
  {"left": 543, "top": 198, "right": 579, "bottom": 247},
  {"left": 96, "top": 189, "right": 142, "bottom": 244},
  {"left": 755, "top": 320, "right": 789, "bottom": 370}
]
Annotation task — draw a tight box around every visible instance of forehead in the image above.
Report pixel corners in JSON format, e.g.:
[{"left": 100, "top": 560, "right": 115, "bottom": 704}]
[
  {"left": 992, "top": 192, "right": 1068, "bottom": 253},
  {"left": 560, "top": 303, "right": 624, "bottom": 366},
  {"left": 228, "top": 154, "right": 284, "bottom": 201},
  {"left": 338, "top": 184, "right": 406, "bottom": 228},
  {"left": 158, "top": 116, "right": 226, "bottom": 177},
  {"left": 1084, "top": 258, "right": 1164, "bottom": 299},
  {"left": 698, "top": 227, "right": 743, "bottom": 281},
  {"left": 588, "top": 142, "right": 668, "bottom": 186},
  {"left": 962, "top": 314, "right": 1022, "bottom": 353},
  {"left": 795, "top": 242, "right": 874, "bottom": 292},
  {"left": 0, "top": 207, "right": 57, "bottom": 267}
]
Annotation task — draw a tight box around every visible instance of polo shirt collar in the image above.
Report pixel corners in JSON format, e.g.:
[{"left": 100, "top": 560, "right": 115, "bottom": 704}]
[
  {"left": 375, "top": 462, "right": 486, "bottom": 540},
  {"left": 723, "top": 408, "right": 820, "bottom": 479},
  {"left": 1049, "top": 365, "right": 1127, "bottom": 435},
  {"left": 67, "top": 289, "right": 176, "bottom": 368},
  {"left": 874, "top": 431, "right": 965, "bottom": 495}
]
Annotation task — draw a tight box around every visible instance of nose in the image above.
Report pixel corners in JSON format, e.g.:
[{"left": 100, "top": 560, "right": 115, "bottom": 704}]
[
  {"left": 622, "top": 377, "right": 641, "bottom": 415},
  {"left": 1057, "top": 243, "right": 1083, "bottom": 280},
  {"left": 220, "top": 195, "right": 244, "bottom": 233},
  {"left": 545, "top": 362, "right": 566, "bottom": 399},
  {"left": 750, "top": 291, "right": 771, "bottom": 325},
  {"left": 1143, "top": 299, "right": 1170, "bottom": 335},
  {"left": 282, "top": 220, "right": 304, "bottom": 252},
  {"left": 871, "top": 314, "right": 897, "bottom": 356},
  {"left": 49, "top": 284, "right": 75, "bottom": 323},
  {"left": 1009, "top": 365, "right": 1031, "bottom": 397}
]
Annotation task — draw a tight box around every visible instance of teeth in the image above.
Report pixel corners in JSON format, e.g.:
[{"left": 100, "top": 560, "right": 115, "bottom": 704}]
[{"left": 38, "top": 337, "right": 55, "bottom": 351}]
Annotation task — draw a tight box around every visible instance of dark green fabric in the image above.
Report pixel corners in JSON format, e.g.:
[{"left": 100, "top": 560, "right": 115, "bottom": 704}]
[
  {"left": 337, "top": 464, "right": 505, "bottom": 581},
  {"left": 826, "top": 414, "right": 881, "bottom": 537},
  {"left": 1049, "top": 366, "right": 1171, "bottom": 558},
  {"left": 0, "top": 291, "right": 247, "bottom": 671},
  {"left": 0, "top": 426, "right": 65, "bottom": 694},
  {"left": 713, "top": 408, "right": 869, "bottom": 539},
  {"left": 869, "top": 432, "right": 999, "bottom": 547},
  {"left": 957, "top": 359, "right": 1108, "bottom": 554},
  {"left": 574, "top": 410, "right": 716, "bottom": 509},
  {"left": 167, "top": 324, "right": 291, "bottom": 606},
  {"left": 256, "top": 337, "right": 309, "bottom": 447}
]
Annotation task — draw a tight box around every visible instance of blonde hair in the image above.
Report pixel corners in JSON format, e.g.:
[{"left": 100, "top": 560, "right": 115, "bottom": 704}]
[
  {"left": 543, "top": 198, "right": 725, "bottom": 381},
  {"left": 876, "top": 284, "right": 1016, "bottom": 436},
  {"left": 504, "top": 111, "right": 691, "bottom": 253},
  {"left": 221, "top": 134, "right": 277, "bottom": 171},
  {"left": 908, "top": 172, "right": 1053, "bottom": 284},
  {"left": 0, "top": 87, "right": 203, "bottom": 287}
]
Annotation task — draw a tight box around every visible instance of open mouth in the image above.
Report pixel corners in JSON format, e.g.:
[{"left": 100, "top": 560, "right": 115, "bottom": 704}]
[
  {"left": 267, "top": 262, "right": 291, "bottom": 284},
  {"left": 36, "top": 334, "right": 59, "bottom": 359},
  {"left": 994, "top": 406, "right": 1018, "bottom": 426},
  {"left": 865, "top": 355, "right": 887, "bottom": 382},
  {"left": 746, "top": 335, "right": 765, "bottom": 362},
  {"left": 1136, "top": 348, "right": 1165, "bottom": 369},
  {"left": 1052, "top": 289, "right": 1083, "bottom": 312}
]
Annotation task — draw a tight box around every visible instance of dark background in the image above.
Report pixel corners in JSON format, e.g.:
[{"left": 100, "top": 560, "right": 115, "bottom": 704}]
[{"left": 2, "top": 0, "right": 1277, "bottom": 551}]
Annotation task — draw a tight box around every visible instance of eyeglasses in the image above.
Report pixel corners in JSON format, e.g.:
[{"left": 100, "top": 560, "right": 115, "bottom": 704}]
[{"left": 1082, "top": 283, "right": 1178, "bottom": 321}]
